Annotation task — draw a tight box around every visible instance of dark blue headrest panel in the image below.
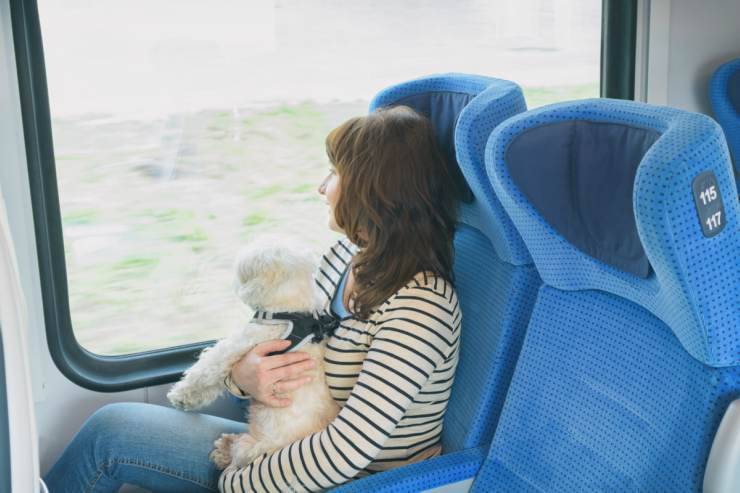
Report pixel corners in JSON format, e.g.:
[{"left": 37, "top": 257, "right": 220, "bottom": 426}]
[
  {"left": 506, "top": 121, "right": 660, "bottom": 278},
  {"left": 729, "top": 70, "right": 740, "bottom": 115},
  {"left": 395, "top": 92, "right": 476, "bottom": 172}
]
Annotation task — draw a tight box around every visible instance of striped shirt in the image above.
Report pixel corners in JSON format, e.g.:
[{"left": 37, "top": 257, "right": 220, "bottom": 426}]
[{"left": 220, "top": 238, "right": 461, "bottom": 492}]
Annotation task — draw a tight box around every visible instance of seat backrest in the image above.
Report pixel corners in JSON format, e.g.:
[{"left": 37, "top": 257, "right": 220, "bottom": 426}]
[
  {"left": 473, "top": 99, "right": 740, "bottom": 492},
  {"left": 371, "top": 73, "right": 541, "bottom": 453},
  {"left": 709, "top": 58, "right": 740, "bottom": 188}
]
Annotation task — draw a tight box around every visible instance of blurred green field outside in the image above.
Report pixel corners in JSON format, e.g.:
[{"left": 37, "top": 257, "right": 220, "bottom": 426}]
[{"left": 57, "top": 84, "right": 596, "bottom": 354}]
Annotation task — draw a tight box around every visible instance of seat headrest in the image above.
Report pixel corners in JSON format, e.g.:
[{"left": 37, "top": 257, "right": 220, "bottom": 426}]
[
  {"left": 488, "top": 98, "right": 740, "bottom": 367},
  {"left": 370, "top": 73, "right": 530, "bottom": 264},
  {"left": 729, "top": 70, "right": 740, "bottom": 114},
  {"left": 505, "top": 120, "right": 660, "bottom": 276},
  {"left": 370, "top": 73, "right": 495, "bottom": 177},
  {"left": 709, "top": 58, "right": 740, "bottom": 181}
]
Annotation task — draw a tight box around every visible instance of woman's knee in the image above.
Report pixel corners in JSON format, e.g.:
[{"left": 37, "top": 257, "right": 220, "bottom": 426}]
[
  {"left": 78, "top": 402, "right": 162, "bottom": 464},
  {"left": 83, "top": 402, "right": 154, "bottom": 439},
  {"left": 76, "top": 402, "right": 245, "bottom": 467}
]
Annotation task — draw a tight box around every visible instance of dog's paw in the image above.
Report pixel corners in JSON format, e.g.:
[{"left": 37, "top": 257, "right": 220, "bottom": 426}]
[
  {"left": 166, "top": 383, "right": 193, "bottom": 411},
  {"left": 232, "top": 433, "right": 263, "bottom": 468},
  {"left": 210, "top": 433, "right": 238, "bottom": 469}
]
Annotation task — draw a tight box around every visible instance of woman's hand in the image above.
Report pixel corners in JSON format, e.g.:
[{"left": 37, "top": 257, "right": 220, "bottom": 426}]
[{"left": 230, "top": 339, "right": 316, "bottom": 407}]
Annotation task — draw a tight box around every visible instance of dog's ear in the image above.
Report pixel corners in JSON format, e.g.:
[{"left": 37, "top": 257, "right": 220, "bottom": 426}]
[{"left": 234, "top": 277, "right": 258, "bottom": 307}]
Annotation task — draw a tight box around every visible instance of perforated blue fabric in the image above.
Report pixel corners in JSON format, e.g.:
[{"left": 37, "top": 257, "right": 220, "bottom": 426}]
[
  {"left": 455, "top": 82, "right": 531, "bottom": 265},
  {"left": 472, "top": 287, "right": 740, "bottom": 492},
  {"left": 709, "top": 58, "right": 740, "bottom": 178},
  {"left": 487, "top": 99, "right": 739, "bottom": 367},
  {"left": 370, "top": 73, "right": 500, "bottom": 112},
  {"left": 472, "top": 98, "right": 740, "bottom": 492},
  {"left": 443, "top": 226, "right": 540, "bottom": 453},
  {"left": 340, "top": 74, "right": 540, "bottom": 491},
  {"left": 331, "top": 446, "right": 486, "bottom": 493},
  {"left": 729, "top": 71, "right": 740, "bottom": 115}
]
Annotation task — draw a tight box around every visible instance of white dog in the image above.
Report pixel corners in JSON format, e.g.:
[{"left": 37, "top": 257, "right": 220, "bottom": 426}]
[{"left": 167, "top": 243, "right": 340, "bottom": 468}]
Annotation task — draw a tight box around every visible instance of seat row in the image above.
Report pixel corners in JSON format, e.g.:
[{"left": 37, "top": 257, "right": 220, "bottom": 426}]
[
  {"left": 333, "top": 73, "right": 739, "bottom": 493},
  {"left": 709, "top": 58, "right": 740, "bottom": 190}
]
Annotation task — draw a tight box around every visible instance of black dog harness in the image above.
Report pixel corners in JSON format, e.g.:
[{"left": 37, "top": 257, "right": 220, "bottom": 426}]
[{"left": 251, "top": 311, "right": 340, "bottom": 355}]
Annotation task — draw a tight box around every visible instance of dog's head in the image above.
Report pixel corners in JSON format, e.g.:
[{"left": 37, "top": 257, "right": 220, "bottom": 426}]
[{"left": 234, "top": 240, "right": 322, "bottom": 313}]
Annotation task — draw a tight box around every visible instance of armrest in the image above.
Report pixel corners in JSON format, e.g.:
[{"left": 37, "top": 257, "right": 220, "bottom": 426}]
[
  {"left": 705, "top": 399, "right": 740, "bottom": 493},
  {"left": 330, "top": 446, "right": 486, "bottom": 493}
]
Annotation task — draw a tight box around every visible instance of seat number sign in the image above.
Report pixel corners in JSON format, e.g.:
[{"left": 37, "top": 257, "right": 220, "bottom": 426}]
[{"left": 692, "top": 171, "right": 726, "bottom": 237}]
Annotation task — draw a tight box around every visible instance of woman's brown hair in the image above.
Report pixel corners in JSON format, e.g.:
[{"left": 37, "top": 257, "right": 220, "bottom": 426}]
[{"left": 325, "top": 105, "right": 459, "bottom": 319}]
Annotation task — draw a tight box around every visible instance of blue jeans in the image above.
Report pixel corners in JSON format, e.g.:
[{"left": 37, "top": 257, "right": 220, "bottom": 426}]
[{"left": 44, "top": 402, "right": 245, "bottom": 493}]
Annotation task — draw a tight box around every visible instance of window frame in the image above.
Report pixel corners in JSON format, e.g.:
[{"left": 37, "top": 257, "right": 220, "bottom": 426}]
[
  {"left": 11, "top": 0, "right": 208, "bottom": 391},
  {"left": 601, "top": 0, "right": 638, "bottom": 99},
  {"left": 0, "top": 332, "right": 11, "bottom": 492},
  {"left": 12, "top": 0, "right": 635, "bottom": 392}
]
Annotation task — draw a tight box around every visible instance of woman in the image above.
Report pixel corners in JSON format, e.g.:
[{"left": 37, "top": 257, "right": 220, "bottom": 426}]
[{"left": 45, "top": 105, "right": 462, "bottom": 493}]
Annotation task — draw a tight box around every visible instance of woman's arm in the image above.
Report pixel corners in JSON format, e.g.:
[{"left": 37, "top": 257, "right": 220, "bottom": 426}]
[{"left": 219, "top": 280, "right": 459, "bottom": 493}]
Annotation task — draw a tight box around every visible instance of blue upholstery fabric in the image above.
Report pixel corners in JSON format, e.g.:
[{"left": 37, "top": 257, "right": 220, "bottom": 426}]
[
  {"left": 729, "top": 70, "right": 740, "bottom": 115},
  {"left": 506, "top": 121, "right": 659, "bottom": 277},
  {"left": 709, "top": 58, "right": 740, "bottom": 181},
  {"left": 334, "top": 74, "right": 541, "bottom": 492},
  {"left": 333, "top": 447, "right": 486, "bottom": 493},
  {"left": 472, "top": 98, "right": 740, "bottom": 492},
  {"left": 487, "top": 98, "right": 739, "bottom": 367},
  {"left": 474, "top": 287, "right": 740, "bottom": 492},
  {"left": 443, "top": 226, "right": 540, "bottom": 453}
]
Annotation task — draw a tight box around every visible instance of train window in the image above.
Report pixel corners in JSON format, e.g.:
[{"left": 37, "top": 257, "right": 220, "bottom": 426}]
[{"left": 19, "top": 0, "right": 608, "bottom": 388}]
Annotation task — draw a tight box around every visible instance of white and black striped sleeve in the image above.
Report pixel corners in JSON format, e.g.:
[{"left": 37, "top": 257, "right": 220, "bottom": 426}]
[
  {"left": 224, "top": 372, "right": 249, "bottom": 400},
  {"left": 218, "top": 283, "right": 457, "bottom": 493}
]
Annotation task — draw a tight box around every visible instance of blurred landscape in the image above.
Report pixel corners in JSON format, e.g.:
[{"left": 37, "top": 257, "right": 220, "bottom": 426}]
[{"left": 39, "top": 0, "right": 601, "bottom": 354}]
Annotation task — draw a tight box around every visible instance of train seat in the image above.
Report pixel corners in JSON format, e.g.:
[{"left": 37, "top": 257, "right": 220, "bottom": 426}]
[
  {"left": 332, "top": 74, "right": 542, "bottom": 492},
  {"left": 709, "top": 58, "right": 740, "bottom": 188},
  {"left": 472, "top": 98, "right": 740, "bottom": 492}
]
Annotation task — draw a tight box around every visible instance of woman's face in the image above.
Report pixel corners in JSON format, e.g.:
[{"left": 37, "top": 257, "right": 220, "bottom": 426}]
[{"left": 318, "top": 168, "right": 342, "bottom": 233}]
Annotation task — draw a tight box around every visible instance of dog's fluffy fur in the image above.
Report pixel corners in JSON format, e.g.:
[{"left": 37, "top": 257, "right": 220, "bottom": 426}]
[{"left": 167, "top": 242, "right": 340, "bottom": 468}]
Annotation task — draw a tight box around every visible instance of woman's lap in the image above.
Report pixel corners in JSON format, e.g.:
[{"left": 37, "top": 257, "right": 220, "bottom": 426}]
[{"left": 44, "top": 402, "right": 245, "bottom": 493}]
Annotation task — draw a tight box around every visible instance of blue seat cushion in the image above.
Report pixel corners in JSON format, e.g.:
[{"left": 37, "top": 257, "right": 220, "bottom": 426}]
[{"left": 473, "top": 286, "right": 740, "bottom": 492}]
